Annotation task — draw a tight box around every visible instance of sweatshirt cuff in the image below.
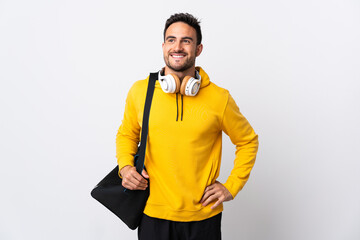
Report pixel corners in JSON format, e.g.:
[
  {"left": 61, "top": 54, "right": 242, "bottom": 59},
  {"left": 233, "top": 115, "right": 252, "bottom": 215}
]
[{"left": 223, "top": 178, "right": 245, "bottom": 199}]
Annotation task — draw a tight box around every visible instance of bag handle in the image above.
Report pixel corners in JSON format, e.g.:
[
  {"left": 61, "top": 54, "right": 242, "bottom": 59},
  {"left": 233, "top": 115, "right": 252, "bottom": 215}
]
[{"left": 135, "top": 72, "right": 158, "bottom": 174}]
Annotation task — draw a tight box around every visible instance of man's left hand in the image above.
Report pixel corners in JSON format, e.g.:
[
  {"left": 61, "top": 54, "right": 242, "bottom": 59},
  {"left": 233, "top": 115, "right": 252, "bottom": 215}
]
[{"left": 200, "top": 181, "right": 233, "bottom": 209}]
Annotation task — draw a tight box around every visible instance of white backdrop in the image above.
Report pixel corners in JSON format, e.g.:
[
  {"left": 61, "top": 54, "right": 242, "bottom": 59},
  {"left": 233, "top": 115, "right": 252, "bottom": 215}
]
[{"left": 1, "top": 0, "right": 359, "bottom": 239}]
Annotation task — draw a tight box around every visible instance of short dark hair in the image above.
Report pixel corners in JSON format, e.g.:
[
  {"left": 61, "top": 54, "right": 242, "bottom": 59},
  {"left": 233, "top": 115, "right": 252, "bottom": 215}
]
[{"left": 164, "top": 13, "right": 202, "bottom": 45}]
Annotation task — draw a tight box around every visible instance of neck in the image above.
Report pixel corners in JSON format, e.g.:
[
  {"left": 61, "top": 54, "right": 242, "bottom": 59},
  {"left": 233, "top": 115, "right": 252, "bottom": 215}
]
[{"left": 164, "top": 66, "right": 196, "bottom": 81}]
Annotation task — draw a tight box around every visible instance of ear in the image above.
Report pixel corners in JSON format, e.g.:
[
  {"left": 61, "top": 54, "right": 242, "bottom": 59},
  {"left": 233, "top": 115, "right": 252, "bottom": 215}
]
[{"left": 196, "top": 44, "right": 203, "bottom": 57}]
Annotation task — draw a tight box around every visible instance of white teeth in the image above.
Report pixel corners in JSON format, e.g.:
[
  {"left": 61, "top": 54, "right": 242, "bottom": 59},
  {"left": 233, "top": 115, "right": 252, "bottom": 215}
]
[{"left": 172, "top": 55, "right": 184, "bottom": 58}]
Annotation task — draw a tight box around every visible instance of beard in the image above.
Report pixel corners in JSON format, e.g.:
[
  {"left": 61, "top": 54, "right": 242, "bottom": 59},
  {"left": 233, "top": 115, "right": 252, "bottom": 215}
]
[{"left": 163, "top": 52, "right": 196, "bottom": 72}]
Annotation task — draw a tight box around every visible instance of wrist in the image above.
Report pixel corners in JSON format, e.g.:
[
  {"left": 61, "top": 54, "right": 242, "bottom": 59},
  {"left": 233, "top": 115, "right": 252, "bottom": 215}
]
[{"left": 120, "top": 165, "right": 131, "bottom": 177}]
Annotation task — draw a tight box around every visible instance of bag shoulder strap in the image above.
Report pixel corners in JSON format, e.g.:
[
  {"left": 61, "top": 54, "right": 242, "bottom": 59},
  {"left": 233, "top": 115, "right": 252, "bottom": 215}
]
[{"left": 136, "top": 72, "right": 157, "bottom": 174}]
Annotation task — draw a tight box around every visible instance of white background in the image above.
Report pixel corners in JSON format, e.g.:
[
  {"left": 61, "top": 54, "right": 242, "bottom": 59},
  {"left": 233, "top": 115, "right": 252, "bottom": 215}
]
[{"left": 1, "top": 0, "right": 359, "bottom": 239}]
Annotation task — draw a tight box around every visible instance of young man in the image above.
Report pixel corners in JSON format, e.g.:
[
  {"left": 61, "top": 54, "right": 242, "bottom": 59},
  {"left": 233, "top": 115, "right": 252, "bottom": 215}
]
[{"left": 116, "top": 13, "right": 259, "bottom": 240}]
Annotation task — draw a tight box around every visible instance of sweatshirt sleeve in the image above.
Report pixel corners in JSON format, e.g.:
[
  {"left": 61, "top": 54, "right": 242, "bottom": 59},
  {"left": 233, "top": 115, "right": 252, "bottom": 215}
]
[
  {"left": 116, "top": 84, "right": 141, "bottom": 175},
  {"left": 221, "top": 93, "right": 259, "bottom": 198}
]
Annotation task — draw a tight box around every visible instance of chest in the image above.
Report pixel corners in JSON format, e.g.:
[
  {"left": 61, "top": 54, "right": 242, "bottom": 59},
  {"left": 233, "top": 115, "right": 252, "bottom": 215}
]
[{"left": 141, "top": 89, "right": 223, "bottom": 142}]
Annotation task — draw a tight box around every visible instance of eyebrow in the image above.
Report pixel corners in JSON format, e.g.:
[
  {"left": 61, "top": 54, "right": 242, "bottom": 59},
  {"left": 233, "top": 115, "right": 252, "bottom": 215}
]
[
  {"left": 165, "top": 36, "right": 194, "bottom": 41},
  {"left": 182, "top": 37, "right": 193, "bottom": 41}
]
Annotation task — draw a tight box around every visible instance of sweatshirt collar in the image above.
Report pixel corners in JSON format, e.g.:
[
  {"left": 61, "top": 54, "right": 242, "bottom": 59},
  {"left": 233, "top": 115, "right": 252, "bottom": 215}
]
[{"left": 196, "top": 66, "right": 210, "bottom": 89}]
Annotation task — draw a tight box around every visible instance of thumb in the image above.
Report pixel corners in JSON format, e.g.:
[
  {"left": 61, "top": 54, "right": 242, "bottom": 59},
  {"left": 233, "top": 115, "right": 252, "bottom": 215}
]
[{"left": 142, "top": 169, "right": 149, "bottom": 179}]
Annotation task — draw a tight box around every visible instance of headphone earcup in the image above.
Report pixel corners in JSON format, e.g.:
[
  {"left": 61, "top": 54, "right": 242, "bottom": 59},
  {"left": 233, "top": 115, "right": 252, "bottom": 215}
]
[
  {"left": 180, "top": 76, "right": 192, "bottom": 95},
  {"left": 159, "top": 73, "right": 181, "bottom": 93},
  {"left": 180, "top": 76, "right": 201, "bottom": 96},
  {"left": 169, "top": 74, "right": 181, "bottom": 93}
]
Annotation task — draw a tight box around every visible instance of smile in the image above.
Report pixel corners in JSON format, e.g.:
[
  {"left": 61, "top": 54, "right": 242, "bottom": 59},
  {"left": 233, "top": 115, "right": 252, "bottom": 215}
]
[{"left": 170, "top": 53, "right": 186, "bottom": 59}]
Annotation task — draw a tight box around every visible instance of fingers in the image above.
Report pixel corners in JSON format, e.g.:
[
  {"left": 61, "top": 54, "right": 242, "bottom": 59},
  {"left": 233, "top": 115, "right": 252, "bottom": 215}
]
[
  {"left": 124, "top": 178, "right": 146, "bottom": 190},
  {"left": 200, "top": 188, "right": 219, "bottom": 207},
  {"left": 121, "top": 166, "right": 149, "bottom": 190},
  {"left": 200, "top": 186, "right": 214, "bottom": 203},
  {"left": 200, "top": 182, "right": 233, "bottom": 209},
  {"left": 142, "top": 169, "right": 149, "bottom": 179},
  {"left": 124, "top": 173, "right": 148, "bottom": 190},
  {"left": 211, "top": 198, "right": 224, "bottom": 210},
  {"left": 204, "top": 184, "right": 215, "bottom": 193}
]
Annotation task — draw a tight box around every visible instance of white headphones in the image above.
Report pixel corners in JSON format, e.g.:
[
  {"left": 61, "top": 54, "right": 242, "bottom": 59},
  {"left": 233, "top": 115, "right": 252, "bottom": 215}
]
[{"left": 158, "top": 69, "right": 202, "bottom": 96}]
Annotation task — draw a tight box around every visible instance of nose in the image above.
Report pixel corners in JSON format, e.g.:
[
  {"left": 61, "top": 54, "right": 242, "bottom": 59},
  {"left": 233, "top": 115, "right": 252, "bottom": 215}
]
[{"left": 174, "top": 41, "right": 183, "bottom": 52}]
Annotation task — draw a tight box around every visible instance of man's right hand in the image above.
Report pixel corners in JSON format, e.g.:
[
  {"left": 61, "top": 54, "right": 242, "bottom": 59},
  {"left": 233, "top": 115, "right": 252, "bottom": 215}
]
[{"left": 120, "top": 165, "right": 149, "bottom": 190}]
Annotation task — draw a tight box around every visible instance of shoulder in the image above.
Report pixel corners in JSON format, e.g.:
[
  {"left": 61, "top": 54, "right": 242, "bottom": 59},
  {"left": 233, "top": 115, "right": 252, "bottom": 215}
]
[
  {"left": 208, "top": 81, "right": 229, "bottom": 96},
  {"left": 130, "top": 78, "right": 148, "bottom": 92},
  {"left": 197, "top": 67, "right": 229, "bottom": 99},
  {"left": 203, "top": 81, "right": 230, "bottom": 106},
  {"left": 127, "top": 77, "right": 149, "bottom": 98}
]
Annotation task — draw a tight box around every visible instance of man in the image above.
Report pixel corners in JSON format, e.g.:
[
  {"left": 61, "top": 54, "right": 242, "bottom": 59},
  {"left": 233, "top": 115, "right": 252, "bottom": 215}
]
[{"left": 116, "top": 13, "right": 258, "bottom": 240}]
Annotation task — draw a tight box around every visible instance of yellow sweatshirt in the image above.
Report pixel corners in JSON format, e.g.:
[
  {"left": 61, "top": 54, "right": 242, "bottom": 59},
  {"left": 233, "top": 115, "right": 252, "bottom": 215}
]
[{"left": 116, "top": 67, "right": 258, "bottom": 222}]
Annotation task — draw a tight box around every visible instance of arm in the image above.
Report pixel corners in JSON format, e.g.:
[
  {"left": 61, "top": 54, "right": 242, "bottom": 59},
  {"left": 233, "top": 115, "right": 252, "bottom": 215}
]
[
  {"left": 201, "top": 93, "right": 259, "bottom": 208},
  {"left": 221, "top": 93, "right": 259, "bottom": 198},
  {"left": 116, "top": 83, "right": 149, "bottom": 190}
]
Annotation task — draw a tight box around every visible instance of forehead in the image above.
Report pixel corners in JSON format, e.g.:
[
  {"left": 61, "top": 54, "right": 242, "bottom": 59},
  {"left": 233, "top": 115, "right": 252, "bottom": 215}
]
[{"left": 165, "top": 22, "right": 197, "bottom": 38}]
